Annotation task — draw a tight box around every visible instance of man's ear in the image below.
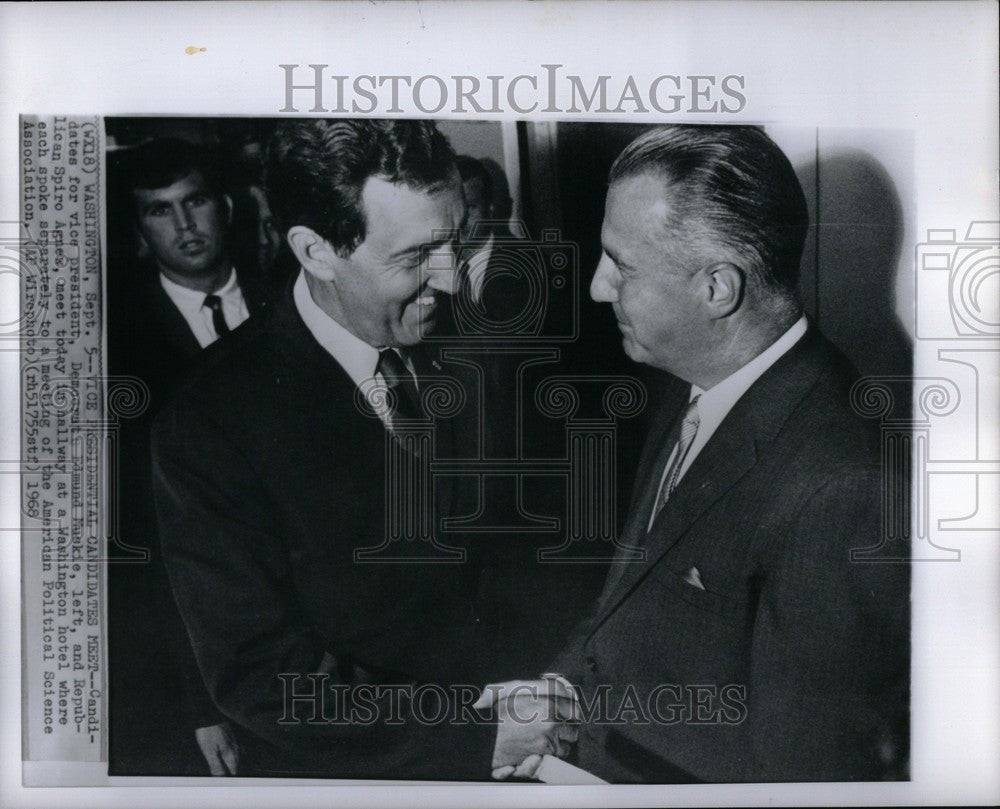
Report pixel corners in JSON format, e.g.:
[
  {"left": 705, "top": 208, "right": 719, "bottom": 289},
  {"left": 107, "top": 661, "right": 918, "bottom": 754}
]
[
  {"left": 287, "top": 225, "right": 338, "bottom": 282},
  {"left": 702, "top": 262, "right": 744, "bottom": 318},
  {"left": 222, "top": 193, "right": 233, "bottom": 226}
]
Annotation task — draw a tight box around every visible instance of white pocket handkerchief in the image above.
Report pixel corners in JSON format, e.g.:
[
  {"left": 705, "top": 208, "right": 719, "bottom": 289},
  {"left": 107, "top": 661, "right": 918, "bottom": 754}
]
[{"left": 682, "top": 565, "right": 706, "bottom": 590}]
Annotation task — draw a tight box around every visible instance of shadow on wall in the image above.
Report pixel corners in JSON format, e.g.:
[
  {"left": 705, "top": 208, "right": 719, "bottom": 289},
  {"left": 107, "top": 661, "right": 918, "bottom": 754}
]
[{"left": 796, "top": 149, "right": 912, "bottom": 382}]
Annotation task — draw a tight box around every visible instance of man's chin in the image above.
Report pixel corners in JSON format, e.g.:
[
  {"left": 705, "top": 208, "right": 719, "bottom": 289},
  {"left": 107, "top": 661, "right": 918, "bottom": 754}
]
[{"left": 167, "top": 259, "right": 226, "bottom": 280}]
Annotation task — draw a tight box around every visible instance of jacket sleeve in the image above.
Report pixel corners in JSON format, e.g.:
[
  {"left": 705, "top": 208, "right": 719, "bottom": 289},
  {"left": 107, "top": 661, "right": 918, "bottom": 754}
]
[{"left": 151, "top": 402, "right": 497, "bottom": 780}]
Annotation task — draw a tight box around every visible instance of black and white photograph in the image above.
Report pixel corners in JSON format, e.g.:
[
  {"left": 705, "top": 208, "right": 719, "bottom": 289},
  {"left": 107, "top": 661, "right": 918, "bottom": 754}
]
[
  {"left": 2, "top": 2, "right": 997, "bottom": 808},
  {"left": 102, "top": 116, "right": 911, "bottom": 783}
]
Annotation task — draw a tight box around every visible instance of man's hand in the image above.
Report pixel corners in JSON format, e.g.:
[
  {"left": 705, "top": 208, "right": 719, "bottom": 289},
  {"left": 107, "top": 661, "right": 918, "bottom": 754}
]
[
  {"left": 474, "top": 678, "right": 580, "bottom": 780},
  {"left": 195, "top": 722, "right": 240, "bottom": 776}
]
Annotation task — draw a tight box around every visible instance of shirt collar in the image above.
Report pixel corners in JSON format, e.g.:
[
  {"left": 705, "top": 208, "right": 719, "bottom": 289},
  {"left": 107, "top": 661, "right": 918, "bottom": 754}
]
[
  {"left": 159, "top": 266, "right": 238, "bottom": 316},
  {"left": 690, "top": 314, "right": 809, "bottom": 423},
  {"left": 292, "top": 269, "right": 381, "bottom": 389}
]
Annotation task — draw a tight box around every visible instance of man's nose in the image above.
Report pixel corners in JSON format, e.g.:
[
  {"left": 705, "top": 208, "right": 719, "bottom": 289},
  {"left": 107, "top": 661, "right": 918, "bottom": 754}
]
[
  {"left": 172, "top": 204, "right": 195, "bottom": 232},
  {"left": 590, "top": 253, "right": 619, "bottom": 303},
  {"left": 424, "top": 245, "right": 460, "bottom": 295}
]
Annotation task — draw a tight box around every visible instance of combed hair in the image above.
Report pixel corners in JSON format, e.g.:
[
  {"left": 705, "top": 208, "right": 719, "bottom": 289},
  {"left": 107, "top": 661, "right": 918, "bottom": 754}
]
[
  {"left": 610, "top": 125, "right": 808, "bottom": 291},
  {"left": 119, "top": 138, "right": 223, "bottom": 202},
  {"left": 266, "top": 119, "right": 457, "bottom": 256}
]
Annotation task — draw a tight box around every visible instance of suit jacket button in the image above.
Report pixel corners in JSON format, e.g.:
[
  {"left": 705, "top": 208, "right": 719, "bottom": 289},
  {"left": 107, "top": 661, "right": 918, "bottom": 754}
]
[{"left": 585, "top": 655, "right": 597, "bottom": 672}]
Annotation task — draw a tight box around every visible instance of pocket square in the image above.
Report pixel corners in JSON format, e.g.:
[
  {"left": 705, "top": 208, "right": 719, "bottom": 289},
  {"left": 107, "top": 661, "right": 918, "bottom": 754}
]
[{"left": 682, "top": 566, "right": 705, "bottom": 590}]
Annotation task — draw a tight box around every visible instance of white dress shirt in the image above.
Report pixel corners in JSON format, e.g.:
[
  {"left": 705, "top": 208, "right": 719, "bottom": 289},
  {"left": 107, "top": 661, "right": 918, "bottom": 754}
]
[
  {"left": 293, "top": 269, "right": 415, "bottom": 428},
  {"left": 160, "top": 267, "right": 249, "bottom": 348},
  {"left": 649, "top": 315, "right": 808, "bottom": 528}
]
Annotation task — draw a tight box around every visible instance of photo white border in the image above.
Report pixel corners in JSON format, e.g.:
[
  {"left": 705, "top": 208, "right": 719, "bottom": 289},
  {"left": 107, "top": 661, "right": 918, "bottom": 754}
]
[{"left": 2, "top": 2, "right": 998, "bottom": 807}]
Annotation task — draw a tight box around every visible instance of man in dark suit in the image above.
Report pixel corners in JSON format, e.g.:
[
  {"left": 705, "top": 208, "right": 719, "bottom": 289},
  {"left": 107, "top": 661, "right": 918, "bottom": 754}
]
[
  {"left": 538, "top": 125, "right": 909, "bottom": 782},
  {"left": 151, "top": 120, "right": 574, "bottom": 779},
  {"left": 109, "top": 138, "right": 271, "bottom": 775},
  {"left": 116, "top": 138, "right": 270, "bottom": 402}
]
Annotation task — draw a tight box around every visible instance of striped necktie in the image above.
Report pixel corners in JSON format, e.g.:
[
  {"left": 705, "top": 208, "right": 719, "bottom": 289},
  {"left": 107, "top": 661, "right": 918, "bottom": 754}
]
[
  {"left": 651, "top": 395, "right": 701, "bottom": 521},
  {"left": 376, "top": 348, "right": 422, "bottom": 424}
]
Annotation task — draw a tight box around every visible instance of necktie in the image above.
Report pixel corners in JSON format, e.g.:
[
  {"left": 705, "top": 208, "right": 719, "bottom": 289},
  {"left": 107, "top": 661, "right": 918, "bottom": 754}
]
[
  {"left": 651, "top": 395, "right": 701, "bottom": 521},
  {"left": 203, "top": 294, "right": 230, "bottom": 338},
  {"left": 376, "top": 348, "right": 422, "bottom": 424}
]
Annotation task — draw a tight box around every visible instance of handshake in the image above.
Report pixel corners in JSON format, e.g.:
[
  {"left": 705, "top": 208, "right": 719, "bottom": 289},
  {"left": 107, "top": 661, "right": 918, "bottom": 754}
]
[{"left": 473, "top": 674, "right": 581, "bottom": 780}]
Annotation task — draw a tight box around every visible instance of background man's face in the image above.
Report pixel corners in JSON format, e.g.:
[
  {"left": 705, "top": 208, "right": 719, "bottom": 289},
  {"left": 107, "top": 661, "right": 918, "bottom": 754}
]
[
  {"left": 460, "top": 176, "right": 490, "bottom": 241},
  {"left": 590, "top": 173, "right": 708, "bottom": 375},
  {"left": 133, "top": 170, "right": 230, "bottom": 283},
  {"left": 334, "top": 175, "right": 464, "bottom": 347}
]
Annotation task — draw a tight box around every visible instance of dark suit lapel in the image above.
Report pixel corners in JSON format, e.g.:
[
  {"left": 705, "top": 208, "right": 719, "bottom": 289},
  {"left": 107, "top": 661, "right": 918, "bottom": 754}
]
[
  {"left": 596, "top": 377, "right": 688, "bottom": 599},
  {"left": 591, "top": 329, "right": 830, "bottom": 630},
  {"left": 410, "top": 344, "right": 459, "bottom": 522},
  {"left": 148, "top": 280, "right": 203, "bottom": 359}
]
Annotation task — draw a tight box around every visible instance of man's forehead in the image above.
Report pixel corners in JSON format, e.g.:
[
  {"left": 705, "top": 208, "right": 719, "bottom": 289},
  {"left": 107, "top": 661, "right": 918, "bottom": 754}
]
[
  {"left": 358, "top": 174, "right": 463, "bottom": 255},
  {"left": 603, "top": 172, "right": 679, "bottom": 249},
  {"left": 133, "top": 170, "right": 209, "bottom": 203},
  {"left": 360, "top": 175, "right": 462, "bottom": 221}
]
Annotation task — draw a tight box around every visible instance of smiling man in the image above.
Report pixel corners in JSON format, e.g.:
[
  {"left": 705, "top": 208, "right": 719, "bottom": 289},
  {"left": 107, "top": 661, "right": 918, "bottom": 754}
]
[{"left": 151, "top": 119, "right": 570, "bottom": 779}]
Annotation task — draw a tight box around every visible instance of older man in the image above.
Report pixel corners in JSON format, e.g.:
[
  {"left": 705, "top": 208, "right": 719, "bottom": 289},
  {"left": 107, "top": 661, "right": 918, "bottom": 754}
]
[
  {"left": 151, "top": 120, "right": 572, "bottom": 779},
  {"left": 547, "top": 125, "right": 909, "bottom": 783}
]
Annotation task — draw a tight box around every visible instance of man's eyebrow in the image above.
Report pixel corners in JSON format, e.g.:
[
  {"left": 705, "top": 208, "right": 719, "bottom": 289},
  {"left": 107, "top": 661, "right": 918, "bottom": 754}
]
[
  {"left": 140, "top": 198, "right": 167, "bottom": 214},
  {"left": 388, "top": 232, "right": 456, "bottom": 260}
]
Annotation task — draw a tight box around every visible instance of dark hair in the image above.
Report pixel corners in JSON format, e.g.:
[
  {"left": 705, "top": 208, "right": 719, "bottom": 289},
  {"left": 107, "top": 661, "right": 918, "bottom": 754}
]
[
  {"left": 266, "top": 119, "right": 458, "bottom": 256},
  {"left": 610, "top": 125, "right": 808, "bottom": 290},
  {"left": 455, "top": 155, "right": 493, "bottom": 203},
  {"left": 119, "top": 138, "right": 224, "bottom": 201}
]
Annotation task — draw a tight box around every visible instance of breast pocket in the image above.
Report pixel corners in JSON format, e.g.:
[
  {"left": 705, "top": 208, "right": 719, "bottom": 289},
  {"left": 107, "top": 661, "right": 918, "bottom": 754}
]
[
  {"left": 636, "top": 567, "right": 755, "bottom": 683},
  {"left": 647, "top": 566, "right": 750, "bottom": 619}
]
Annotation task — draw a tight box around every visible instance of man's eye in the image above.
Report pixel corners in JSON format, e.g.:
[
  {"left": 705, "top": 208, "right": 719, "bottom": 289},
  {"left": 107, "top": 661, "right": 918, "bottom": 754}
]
[
  {"left": 186, "top": 195, "right": 209, "bottom": 207},
  {"left": 147, "top": 205, "right": 169, "bottom": 217}
]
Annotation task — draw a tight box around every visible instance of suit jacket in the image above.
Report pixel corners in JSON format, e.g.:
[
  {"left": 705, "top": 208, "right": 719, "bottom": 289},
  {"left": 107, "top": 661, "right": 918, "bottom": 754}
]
[
  {"left": 121, "top": 265, "right": 271, "bottom": 403},
  {"left": 109, "top": 262, "right": 272, "bottom": 773},
  {"left": 150, "top": 286, "right": 498, "bottom": 779},
  {"left": 551, "top": 328, "right": 910, "bottom": 783}
]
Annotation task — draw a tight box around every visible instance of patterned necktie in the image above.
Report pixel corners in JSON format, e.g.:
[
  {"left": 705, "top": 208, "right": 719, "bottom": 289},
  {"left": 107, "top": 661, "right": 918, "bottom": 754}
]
[
  {"left": 203, "top": 293, "right": 230, "bottom": 337},
  {"left": 651, "top": 395, "right": 701, "bottom": 520},
  {"left": 376, "top": 348, "right": 422, "bottom": 424}
]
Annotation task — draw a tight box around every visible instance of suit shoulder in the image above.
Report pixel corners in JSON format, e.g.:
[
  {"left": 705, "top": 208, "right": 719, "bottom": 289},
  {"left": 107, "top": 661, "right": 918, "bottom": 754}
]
[{"left": 154, "top": 312, "right": 279, "bottom": 429}]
